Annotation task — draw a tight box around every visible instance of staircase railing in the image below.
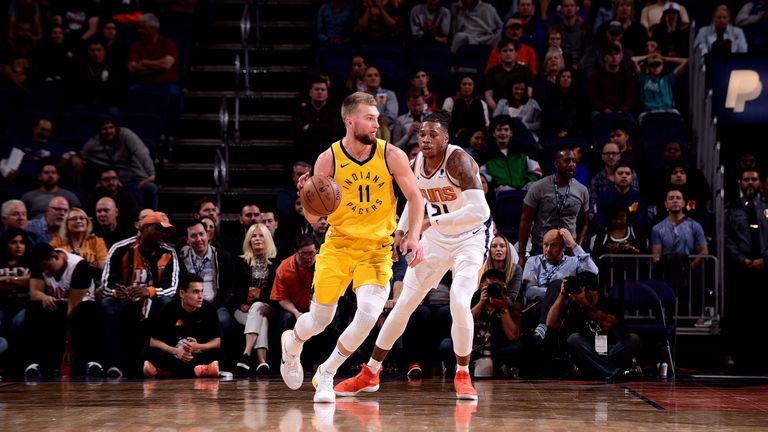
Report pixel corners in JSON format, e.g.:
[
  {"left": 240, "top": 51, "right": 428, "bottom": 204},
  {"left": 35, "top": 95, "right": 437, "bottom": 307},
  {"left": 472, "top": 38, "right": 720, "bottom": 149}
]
[
  {"left": 689, "top": 21, "right": 725, "bottom": 321},
  {"left": 215, "top": 97, "right": 230, "bottom": 209}
]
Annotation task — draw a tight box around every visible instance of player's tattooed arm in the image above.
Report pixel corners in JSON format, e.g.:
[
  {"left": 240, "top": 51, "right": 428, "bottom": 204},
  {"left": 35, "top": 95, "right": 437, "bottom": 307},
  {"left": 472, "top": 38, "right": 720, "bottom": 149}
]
[{"left": 446, "top": 150, "right": 482, "bottom": 191}]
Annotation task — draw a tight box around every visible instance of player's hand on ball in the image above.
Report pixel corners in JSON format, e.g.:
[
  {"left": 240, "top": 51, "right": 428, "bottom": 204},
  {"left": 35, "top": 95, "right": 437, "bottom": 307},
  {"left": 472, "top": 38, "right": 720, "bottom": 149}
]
[{"left": 296, "top": 171, "right": 311, "bottom": 192}]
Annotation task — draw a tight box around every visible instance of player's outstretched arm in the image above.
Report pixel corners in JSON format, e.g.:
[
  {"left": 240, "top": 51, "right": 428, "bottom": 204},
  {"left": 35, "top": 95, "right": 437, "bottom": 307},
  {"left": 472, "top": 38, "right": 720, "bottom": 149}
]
[
  {"left": 297, "top": 149, "right": 334, "bottom": 224},
  {"left": 426, "top": 150, "right": 490, "bottom": 228},
  {"left": 388, "top": 145, "right": 424, "bottom": 267}
]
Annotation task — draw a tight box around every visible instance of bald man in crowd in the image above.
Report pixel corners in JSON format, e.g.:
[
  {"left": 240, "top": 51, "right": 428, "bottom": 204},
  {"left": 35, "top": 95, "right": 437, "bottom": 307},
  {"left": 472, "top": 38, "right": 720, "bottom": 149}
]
[{"left": 93, "top": 197, "right": 135, "bottom": 248}]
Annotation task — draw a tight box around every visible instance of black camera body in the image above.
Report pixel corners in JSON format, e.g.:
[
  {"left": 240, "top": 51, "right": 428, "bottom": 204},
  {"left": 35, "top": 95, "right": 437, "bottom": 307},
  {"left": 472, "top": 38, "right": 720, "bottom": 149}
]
[
  {"left": 486, "top": 282, "right": 505, "bottom": 300},
  {"left": 563, "top": 277, "right": 583, "bottom": 295},
  {"left": 563, "top": 272, "right": 599, "bottom": 295}
]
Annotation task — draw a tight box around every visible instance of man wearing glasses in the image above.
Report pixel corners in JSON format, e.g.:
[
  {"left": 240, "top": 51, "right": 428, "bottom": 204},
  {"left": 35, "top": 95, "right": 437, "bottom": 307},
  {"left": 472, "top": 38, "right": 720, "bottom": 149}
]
[
  {"left": 588, "top": 142, "right": 640, "bottom": 219},
  {"left": 26, "top": 196, "right": 70, "bottom": 243}
]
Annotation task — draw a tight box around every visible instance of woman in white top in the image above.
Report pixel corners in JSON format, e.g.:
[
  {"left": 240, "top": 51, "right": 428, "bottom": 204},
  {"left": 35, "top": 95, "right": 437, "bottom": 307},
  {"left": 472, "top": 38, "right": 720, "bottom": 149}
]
[{"left": 493, "top": 76, "right": 541, "bottom": 140}]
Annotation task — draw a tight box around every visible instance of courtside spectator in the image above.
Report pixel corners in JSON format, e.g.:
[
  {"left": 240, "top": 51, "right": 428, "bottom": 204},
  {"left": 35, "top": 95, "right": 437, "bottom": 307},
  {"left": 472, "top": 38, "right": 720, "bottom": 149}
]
[{"left": 143, "top": 273, "right": 221, "bottom": 378}]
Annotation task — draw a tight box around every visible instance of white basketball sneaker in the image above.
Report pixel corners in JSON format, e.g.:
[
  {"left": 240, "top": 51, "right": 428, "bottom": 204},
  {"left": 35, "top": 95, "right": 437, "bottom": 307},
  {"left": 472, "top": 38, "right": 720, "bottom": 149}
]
[
  {"left": 280, "top": 330, "right": 304, "bottom": 390},
  {"left": 312, "top": 365, "right": 336, "bottom": 403}
]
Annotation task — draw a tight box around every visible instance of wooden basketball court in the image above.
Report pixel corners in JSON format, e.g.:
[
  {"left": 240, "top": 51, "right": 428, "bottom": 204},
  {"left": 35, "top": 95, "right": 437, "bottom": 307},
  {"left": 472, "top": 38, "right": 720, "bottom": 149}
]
[{"left": 2, "top": 376, "right": 768, "bottom": 430}]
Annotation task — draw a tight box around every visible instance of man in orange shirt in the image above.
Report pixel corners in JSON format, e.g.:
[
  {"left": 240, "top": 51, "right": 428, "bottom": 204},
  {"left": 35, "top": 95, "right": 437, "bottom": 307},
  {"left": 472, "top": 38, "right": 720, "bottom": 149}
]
[
  {"left": 271, "top": 234, "right": 336, "bottom": 368},
  {"left": 270, "top": 234, "right": 315, "bottom": 331}
]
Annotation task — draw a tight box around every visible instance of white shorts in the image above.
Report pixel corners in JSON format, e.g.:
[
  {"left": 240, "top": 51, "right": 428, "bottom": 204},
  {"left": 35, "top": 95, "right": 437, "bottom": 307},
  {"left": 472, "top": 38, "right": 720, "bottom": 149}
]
[{"left": 402, "top": 221, "right": 492, "bottom": 293}]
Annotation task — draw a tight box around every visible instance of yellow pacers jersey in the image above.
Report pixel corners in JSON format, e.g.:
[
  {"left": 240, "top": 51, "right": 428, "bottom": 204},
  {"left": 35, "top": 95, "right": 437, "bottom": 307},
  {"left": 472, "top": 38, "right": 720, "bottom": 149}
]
[{"left": 329, "top": 138, "right": 396, "bottom": 241}]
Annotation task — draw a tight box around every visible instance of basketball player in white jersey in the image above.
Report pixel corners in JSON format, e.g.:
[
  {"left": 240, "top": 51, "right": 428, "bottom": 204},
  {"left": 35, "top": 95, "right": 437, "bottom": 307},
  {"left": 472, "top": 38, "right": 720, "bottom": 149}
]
[{"left": 334, "top": 110, "right": 492, "bottom": 400}]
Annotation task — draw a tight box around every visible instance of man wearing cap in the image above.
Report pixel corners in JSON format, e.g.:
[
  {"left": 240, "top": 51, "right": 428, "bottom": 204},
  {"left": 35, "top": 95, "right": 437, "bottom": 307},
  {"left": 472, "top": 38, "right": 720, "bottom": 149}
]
[
  {"left": 605, "top": 0, "right": 648, "bottom": 55},
  {"left": 100, "top": 210, "right": 179, "bottom": 377},
  {"left": 24, "top": 243, "right": 103, "bottom": 377},
  {"left": 631, "top": 52, "right": 687, "bottom": 117},
  {"left": 580, "top": 21, "right": 635, "bottom": 76},
  {"left": 485, "top": 16, "right": 538, "bottom": 75}
]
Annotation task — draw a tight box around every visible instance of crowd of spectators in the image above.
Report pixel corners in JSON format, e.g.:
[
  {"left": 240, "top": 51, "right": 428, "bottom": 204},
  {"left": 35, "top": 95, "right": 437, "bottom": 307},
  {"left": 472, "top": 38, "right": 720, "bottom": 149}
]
[
  {"left": 300, "top": 0, "right": 767, "bottom": 377},
  {"left": 0, "top": 0, "right": 204, "bottom": 211},
  {"left": 0, "top": 0, "right": 766, "bottom": 380}
]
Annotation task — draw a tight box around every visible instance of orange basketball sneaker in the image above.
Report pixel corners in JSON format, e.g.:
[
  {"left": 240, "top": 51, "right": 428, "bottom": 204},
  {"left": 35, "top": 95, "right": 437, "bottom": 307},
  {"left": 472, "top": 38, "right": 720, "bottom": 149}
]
[
  {"left": 454, "top": 370, "right": 478, "bottom": 400},
  {"left": 334, "top": 364, "right": 381, "bottom": 397},
  {"left": 194, "top": 361, "right": 220, "bottom": 378}
]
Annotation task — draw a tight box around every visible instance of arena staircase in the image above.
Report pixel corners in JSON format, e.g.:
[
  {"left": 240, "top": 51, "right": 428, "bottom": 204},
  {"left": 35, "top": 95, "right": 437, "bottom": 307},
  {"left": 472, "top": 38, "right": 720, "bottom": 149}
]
[{"left": 159, "top": 0, "right": 315, "bottom": 222}]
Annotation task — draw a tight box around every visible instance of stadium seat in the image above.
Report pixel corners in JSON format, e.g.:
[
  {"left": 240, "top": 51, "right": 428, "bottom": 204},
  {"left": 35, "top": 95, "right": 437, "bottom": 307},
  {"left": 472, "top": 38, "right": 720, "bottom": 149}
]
[
  {"left": 123, "top": 88, "right": 171, "bottom": 123},
  {"left": 640, "top": 112, "right": 686, "bottom": 173},
  {"left": 24, "top": 85, "right": 69, "bottom": 118},
  {"left": 57, "top": 110, "right": 110, "bottom": 148},
  {"left": 494, "top": 189, "right": 527, "bottom": 242},
  {"left": 364, "top": 44, "right": 406, "bottom": 90},
  {"left": 410, "top": 44, "right": 452, "bottom": 90},
  {"left": 639, "top": 111, "right": 685, "bottom": 148},
  {"left": 610, "top": 279, "right": 677, "bottom": 377},
  {"left": 591, "top": 112, "right": 637, "bottom": 151},
  {"left": 453, "top": 44, "right": 493, "bottom": 74},
  {"left": 315, "top": 44, "right": 357, "bottom": 80}
]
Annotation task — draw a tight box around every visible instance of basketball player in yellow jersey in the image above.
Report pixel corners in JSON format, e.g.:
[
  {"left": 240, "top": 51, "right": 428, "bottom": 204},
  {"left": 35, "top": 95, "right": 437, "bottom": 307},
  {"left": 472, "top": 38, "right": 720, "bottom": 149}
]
[{"left": 280, "top": 92, "right": 425, "bottom": 403}]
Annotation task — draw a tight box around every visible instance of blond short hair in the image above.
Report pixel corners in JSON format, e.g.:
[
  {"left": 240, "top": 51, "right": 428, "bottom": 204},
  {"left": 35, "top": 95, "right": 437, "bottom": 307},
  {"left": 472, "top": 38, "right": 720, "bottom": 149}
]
[{"left": 341, "top": 92, "right": 376, "bottom": 120}]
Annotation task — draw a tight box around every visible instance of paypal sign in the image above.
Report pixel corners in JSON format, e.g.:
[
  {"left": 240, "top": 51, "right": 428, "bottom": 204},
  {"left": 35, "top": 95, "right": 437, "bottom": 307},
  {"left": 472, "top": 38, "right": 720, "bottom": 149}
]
[{"left": 711, "top": 56, "right": 768, "bottom": 124}]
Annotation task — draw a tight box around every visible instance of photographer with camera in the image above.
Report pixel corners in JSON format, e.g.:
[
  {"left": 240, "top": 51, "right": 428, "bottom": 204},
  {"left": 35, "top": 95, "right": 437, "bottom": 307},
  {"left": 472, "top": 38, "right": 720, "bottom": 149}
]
[
  {"left": 523, "top": 228, "right": 598, "bottom": 341},
  {"left": 546, "top": 272, "right": 641, "bottom": 380},
  {"left": 439, "top": 269, "right": 522, "bottom": 378}
]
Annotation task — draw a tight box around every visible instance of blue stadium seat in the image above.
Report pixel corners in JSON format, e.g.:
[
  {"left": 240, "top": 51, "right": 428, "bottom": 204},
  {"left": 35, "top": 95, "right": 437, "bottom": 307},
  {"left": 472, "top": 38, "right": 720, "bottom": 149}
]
[
  {"left": 453, "top": 44, "right": 493, "bottom": 74},
  {"left": 591, "top": 112, "right": 637, "bottom": 151},
  {"left": 610, "top": 279, "right": 677, "bottom": 377},
  {"left": 123, "top": 88, "right": 170, "bottom": 123},
  {"left": 24, "top": 85, "right": 69, "bottom": 118},
  {"left": 364, "top": 44, "right": 406, "bottom": 90},
  {"left": 494, "top": 189, "right": 527, "bottom": 242},
  {"left": 639, "top": 111, "right": 685, "bottom": 148},
  {"left": 640, "top": 112, "right": 686, "bottom": 172},
  {"left": 315, "top": 44, "right": 357, "bottom": 79},
  {"left": 410, "top": 44, "right": 452, "bottom": 89},
  {"left": 0, "top": 88, "right": 24, "bottom": 135},
  {"left": 57, "top": 110, "right": 110, "bottom": 149}
]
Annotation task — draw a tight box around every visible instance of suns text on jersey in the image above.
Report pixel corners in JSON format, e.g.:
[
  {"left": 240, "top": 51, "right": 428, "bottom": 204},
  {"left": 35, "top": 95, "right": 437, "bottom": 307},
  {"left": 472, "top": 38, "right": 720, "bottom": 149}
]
[{"left": 420, "top": 186, "right": 458, "bottom": 203}]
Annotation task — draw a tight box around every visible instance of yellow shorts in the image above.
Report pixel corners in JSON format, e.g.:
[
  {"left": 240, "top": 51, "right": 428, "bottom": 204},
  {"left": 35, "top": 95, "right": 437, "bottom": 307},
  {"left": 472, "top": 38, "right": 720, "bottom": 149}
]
[{"left": 313, "top": 235, "right": 393, "bottom": 304}]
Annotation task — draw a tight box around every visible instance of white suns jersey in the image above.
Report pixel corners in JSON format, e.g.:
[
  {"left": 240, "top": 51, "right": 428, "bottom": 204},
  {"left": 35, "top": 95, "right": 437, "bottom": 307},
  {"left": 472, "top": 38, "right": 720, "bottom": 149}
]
[{"left": 414, "top": 144, "right": 485, "bottom": 236}]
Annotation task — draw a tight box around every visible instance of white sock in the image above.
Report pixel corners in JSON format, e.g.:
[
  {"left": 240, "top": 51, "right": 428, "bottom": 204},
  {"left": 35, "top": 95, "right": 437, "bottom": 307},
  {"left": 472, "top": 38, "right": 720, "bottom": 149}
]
[
  {"left": 457, "top": 364, "right": 469, "bottom": 373},
  {"left": 321, "top": 348, "right": 349, "bottom": 375},
  {"left": 285, "top": 332, "right": 303, "bottom": 356},
  {"left": 367, "top": 358, "right": 382, "bottom": 373}
]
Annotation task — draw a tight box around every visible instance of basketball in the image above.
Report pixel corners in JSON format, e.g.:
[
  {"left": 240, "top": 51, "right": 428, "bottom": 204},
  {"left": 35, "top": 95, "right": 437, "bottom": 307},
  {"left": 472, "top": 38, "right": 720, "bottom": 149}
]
[{"left": 300, "top": 175, "right": 342, "bottom": 217}]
